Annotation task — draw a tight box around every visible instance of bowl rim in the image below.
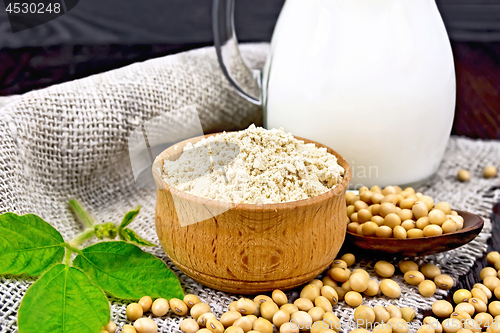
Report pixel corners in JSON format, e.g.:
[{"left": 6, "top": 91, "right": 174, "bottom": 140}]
[
  {"left": 153, "top": 132, "right": 352, "bottom": 211},
  {"left": 345, "top": 209, "right": 484, "bottom": 241}
]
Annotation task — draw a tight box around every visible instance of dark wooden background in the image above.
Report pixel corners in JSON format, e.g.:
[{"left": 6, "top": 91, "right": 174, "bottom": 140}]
[{"left": 0, "top": 0, "right": 499, "bottom": 139}]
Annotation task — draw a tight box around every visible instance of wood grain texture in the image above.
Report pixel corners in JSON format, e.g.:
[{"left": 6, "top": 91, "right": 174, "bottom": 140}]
[
  {"left": 452, "top": 42, "right": 500, "bottom": 139},
  {"left": 153, "top": 134, "right": 351, "bottom": 294},
  {"left": 345, "top": 210, "right": 484, "bottom": 257}
]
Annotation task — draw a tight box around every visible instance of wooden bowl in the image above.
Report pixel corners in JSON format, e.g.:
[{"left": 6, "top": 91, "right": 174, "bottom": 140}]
[
  {"left": 153, "top": 134, "right": 351, "bottom": 294},
  {"left": 345, "top": 210, "right": 484, "bottom": 256}
]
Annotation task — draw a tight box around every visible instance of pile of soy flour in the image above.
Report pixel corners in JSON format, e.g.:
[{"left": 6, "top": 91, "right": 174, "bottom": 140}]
[{"left": 163, "top": 125, "right": 344, "bottom": 204}]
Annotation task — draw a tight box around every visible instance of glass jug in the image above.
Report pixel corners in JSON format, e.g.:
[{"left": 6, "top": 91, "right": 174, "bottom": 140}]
[{"left": 213, "top": 0, "right": 456, "bottom": 188}]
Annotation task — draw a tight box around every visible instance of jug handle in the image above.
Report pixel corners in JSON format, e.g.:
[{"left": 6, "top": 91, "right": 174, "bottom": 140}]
[{"left": 213, "top": 0, "right": 262, "bottom": 105}]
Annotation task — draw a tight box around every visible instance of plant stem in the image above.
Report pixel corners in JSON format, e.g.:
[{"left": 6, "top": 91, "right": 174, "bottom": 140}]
[
  {"left": 63, "top": 243, "right": 84, "bottom": 265},
  {"left": 69, "top": 199, "right": 95, "bottom": 228},
  {"left": 64, "top": 248, "right": 72, "bottom": 265},
  {"left": 68, "top": 228, "right": 96, "bottom": 247},
  {"left": 64, "top": 243, "right": 83, "bottom": 255}
]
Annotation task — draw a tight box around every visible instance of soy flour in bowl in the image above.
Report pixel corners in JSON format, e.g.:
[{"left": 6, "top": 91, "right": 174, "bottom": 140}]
[
  {"left": 162, "top": 125, "right": 344, "bottom": 204},
  {"left": 154, "top": 126, "right": 351, "bottom": 293}
]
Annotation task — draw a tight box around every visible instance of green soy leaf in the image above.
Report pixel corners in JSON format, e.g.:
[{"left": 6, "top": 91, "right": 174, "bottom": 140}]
[
  {"left": 18, "top": 264, "right": 109, "bottom": 333},
  {"left": 0, "top": 213, "right": 66, "bottom": 276},
  {"left": 119, "top": 228, "right": 156, "bottom": 247},
  {"left": 119, "top": 206, "right": 141, "bottom": 228},
  {"left": 73, "top": 241, "right": 184, "bottom": 300}
]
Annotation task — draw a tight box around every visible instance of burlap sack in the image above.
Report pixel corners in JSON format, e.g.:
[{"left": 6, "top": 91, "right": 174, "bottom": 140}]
[{"left": 0, "top": 43, "right": 499, "bottom": 332}]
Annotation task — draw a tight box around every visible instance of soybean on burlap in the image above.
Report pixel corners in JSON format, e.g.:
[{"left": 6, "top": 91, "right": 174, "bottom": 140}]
[{"left": 0, "top": 43, "right": 499, "bottom": 332}]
